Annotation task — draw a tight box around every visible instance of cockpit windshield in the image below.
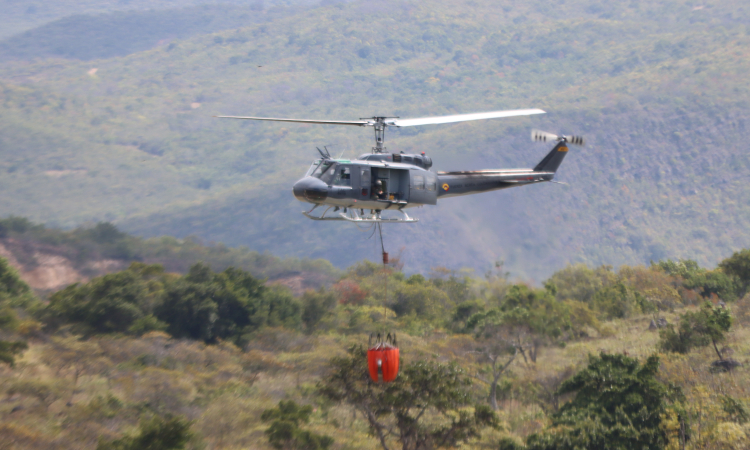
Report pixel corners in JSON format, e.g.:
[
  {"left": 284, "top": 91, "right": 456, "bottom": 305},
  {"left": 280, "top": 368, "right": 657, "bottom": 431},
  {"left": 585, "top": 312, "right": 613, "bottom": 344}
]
[
  {"left": 305, "top": 161, "right": 321, "bottom": 177},
  {"left": 309, "top": 160, "right": 337, "bottom": 185}
]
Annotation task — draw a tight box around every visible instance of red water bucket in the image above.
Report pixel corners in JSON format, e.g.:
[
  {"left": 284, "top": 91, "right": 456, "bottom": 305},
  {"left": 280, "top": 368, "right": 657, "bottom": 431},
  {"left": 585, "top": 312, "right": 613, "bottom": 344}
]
[{"left": 367, "top": 334, "right": 399, "bottom": 383}]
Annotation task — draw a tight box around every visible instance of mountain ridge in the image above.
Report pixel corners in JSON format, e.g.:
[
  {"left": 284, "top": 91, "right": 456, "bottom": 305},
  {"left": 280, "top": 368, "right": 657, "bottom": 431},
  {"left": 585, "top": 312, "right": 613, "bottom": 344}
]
[{"left": 0, "top": 0, "right": 749, "bottom": 278}]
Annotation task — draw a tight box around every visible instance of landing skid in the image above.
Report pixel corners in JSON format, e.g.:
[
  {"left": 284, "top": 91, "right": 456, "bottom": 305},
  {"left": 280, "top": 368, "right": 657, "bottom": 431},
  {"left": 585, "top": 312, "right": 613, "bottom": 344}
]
[{"left": 302, "top": 206, "right": 418, "bottom": 223}]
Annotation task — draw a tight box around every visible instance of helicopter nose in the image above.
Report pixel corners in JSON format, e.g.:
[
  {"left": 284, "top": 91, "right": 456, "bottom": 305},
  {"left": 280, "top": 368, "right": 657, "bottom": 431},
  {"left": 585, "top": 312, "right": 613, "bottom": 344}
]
[{"left": 293, "top": 177, "right": 328, "bottom": 203}]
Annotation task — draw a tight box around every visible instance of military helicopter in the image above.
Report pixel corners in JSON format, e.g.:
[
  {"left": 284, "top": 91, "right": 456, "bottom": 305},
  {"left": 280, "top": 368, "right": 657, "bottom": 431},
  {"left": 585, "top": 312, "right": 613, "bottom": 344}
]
[{"left": 217, "top": 109, "right": 584, "bottom": 223}]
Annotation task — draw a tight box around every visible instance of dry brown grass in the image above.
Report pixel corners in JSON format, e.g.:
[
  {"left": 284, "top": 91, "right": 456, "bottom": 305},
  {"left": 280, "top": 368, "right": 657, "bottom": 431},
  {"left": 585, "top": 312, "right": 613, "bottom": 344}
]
[{"left": 1, "top": 308, "right": 748, "bottom": 449}]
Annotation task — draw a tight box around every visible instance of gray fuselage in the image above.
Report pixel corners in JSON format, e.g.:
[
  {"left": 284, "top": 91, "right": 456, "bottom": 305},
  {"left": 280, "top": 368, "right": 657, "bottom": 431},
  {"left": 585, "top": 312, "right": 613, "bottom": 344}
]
[{"left": 292, "top": 149, "right": 561, "bottom": 211}]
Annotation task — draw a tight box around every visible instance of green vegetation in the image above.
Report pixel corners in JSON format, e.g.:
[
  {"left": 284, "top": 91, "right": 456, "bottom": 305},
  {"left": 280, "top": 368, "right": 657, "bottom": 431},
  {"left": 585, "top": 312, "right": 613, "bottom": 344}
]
[
  {"left": 525, "top": 353, "right": 679, "bottom": 450},
  {"left": 44, "top": 261, "right": 301, "bottom": 345},
  {"left": 0, "top": 252, "right": 35, "bottom": 305},
  {"left": 3, "top": 0, "right": 750, "bottom": 445},
  {"left": 0, "top": 216, "right": 338, "bottom": 285},
  {"left": 156, "top": 264, "right": 301, "bottom": 344},
  {"left": 319, "top": 345, "right": 499, "bottom": 450},
  {"left": 2, "top": 224, "right": 749, "bottom": 449},
  {"left": 0, "top": 4, "right": 316, "bottom": 61},
  {"left": 719, "top": 249, "right": 750, "bottom": 299},
  {"left": 0, "top": 339, "right": 27, "bottom": 366},
  {"left": 0, "top": 255, "right": 31, "bottom": 366},
  {"left": 0, "top": 0, "right": 316, "bottom": 39},
  {"left": 97, "top": 414, "right": 195, "bottom": 450},
  {"left": 262, "top": 400, "right": 334, "bottom": 450},
  {"left": 45, "top": 262, "right": 170, "bottom": 335},
  {"left": 468, "top": 284, "right": 575, "bottom": 363},
  {"left": 659, "top": 301, "right": 733, "bottom": 359}
]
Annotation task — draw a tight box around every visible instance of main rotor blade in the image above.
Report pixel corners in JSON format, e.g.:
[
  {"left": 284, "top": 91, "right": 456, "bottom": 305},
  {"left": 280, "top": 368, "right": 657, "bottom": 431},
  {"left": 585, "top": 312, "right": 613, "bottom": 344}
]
[
  {"left": 215, "top": 116, "right": 371, "bottom": 126},
  {"left": 390, "top": 108, "right": 545, "bottom": 127}
]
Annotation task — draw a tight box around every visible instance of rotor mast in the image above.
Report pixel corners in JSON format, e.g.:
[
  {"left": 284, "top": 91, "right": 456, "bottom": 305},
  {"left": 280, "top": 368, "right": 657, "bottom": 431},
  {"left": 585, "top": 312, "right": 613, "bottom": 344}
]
[
  {"left": 364, "top": 117, "right": 394, "bottom": 154},
  {"left": 374, "top": 120, "right": 386, "bottom": 153}
]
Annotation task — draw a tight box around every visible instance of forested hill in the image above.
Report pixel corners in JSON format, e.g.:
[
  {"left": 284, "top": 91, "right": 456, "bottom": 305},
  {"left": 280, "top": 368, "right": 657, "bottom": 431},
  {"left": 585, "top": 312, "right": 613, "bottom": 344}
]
[
  {"left": 0, "top": 217, "right": 337, "bottom": 294},
  {"left": 0, "top": 0, "right": 322, "bottom": 39},
  {"left": 0, "top": 4, "right": 322, "bottom": 62},
  {"left": 0, "top": 0, "right": 749, "bottom": 279}
]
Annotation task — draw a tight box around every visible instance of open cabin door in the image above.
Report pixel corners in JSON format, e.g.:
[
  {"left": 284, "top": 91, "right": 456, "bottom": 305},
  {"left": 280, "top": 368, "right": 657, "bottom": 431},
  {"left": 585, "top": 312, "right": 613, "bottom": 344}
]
[{"left": 373, "top": 168, "right": 409, "bottom": 203}]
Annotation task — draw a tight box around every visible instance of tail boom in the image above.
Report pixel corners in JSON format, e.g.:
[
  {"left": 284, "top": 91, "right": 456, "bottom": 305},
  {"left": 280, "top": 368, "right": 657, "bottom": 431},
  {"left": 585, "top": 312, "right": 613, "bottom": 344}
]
[
  {"left": 436, "top": 141, "right": 569, "bottom": 199},
  {"left": 436, "top": 169, "right": 554, "bottom": 198}
]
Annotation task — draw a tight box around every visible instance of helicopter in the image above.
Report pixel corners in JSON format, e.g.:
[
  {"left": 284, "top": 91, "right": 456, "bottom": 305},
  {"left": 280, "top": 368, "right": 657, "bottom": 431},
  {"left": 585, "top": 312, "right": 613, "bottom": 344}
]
[{"left": 217, "top": 109, "right": 584, "bottom": 223}]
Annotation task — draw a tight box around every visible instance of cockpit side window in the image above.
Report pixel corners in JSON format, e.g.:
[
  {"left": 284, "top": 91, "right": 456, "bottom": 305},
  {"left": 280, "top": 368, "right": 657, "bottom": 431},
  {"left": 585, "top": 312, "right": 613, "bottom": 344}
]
[
  {"left": 311, "top": 161, "right": 337, "bottom": 184},
  {"left": 332, "top": 166, "right": 352, "bottom": 187}
]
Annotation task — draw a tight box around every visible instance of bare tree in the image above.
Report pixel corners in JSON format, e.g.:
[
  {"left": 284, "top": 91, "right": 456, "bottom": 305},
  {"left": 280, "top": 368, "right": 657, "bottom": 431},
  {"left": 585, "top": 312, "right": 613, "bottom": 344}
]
[{"left": 470, "top": 328, "right": 518, "bottom": 410}]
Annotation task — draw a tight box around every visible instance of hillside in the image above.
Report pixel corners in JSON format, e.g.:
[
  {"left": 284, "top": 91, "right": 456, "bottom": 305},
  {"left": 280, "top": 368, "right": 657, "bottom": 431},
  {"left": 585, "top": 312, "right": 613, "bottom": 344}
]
[
  {"left": 2, "top": 231, "right": 750, "bottom": 449},
  {"left": 0, "top": 0, "right": 749, "bottom": 278},
  {"left": 7, "top": 311, "right": 750, "bottom": 449},
  {"left": 0, "top": 217, "right": 337, "bottom": 294},
  {"left": 0, "top": 5, "right": 315, "bottom": 62},
  {"left": 0, "top": 0, "right": 322, "bottom": 39}
]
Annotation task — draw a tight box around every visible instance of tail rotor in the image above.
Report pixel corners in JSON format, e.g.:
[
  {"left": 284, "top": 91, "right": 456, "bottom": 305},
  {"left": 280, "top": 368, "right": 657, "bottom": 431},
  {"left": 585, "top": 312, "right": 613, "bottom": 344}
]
[{"left": 531, "top": 129, "right": 585, "bottom": 146}]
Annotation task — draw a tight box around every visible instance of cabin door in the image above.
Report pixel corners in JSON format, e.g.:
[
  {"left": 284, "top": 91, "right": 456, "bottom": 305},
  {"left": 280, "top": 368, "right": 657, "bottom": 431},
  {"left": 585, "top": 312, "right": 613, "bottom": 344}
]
[
  {"left": 409, "top": 170, "right": 438, "bottom": 205},
  {"left": 358, "top": 166, "right": 371, "bottom": 200},
  {"left": 374, "top": 168, "right": 409, "bottom": 202}
]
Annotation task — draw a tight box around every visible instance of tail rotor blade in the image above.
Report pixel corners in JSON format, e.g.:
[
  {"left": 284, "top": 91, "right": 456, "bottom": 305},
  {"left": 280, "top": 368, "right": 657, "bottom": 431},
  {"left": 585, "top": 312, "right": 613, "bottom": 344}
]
[
  {"left": 531, "top": 129, "right": 559, "bottom": 143},
  {"left": 531, "top": 129, "right": 585, "bottom": 146},
  {"left": 568, "top": 136, "right": 585, "bottom": 146}
]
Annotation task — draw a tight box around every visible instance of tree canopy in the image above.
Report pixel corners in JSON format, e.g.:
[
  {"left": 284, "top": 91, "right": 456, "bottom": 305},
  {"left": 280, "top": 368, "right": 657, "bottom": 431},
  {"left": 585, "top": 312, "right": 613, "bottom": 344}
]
[
  {"left": 43, "top": 261, "right": 300, "bottom": 344},
  {"left": 659, "top": 301, "right": 733, "bottom": 359},
  {"left": 261, "top": 400, "right": 334, "bottom": 450},
  {"left": 318, "top": 345, "right": 498, "bottom": 450},
  {"left": 525, "top": 353, "right": 679, "bottom": 450},
  {"left": 96, "top": 415, "right": 194, "bottom": 450}
]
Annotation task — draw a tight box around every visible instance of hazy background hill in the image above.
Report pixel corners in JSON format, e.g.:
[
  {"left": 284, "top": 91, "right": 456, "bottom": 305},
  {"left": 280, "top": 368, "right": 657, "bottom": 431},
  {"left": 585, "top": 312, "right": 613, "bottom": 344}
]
[
  {"left": 0, "top": 0, "right": 324, "bottom": 39},
  {"left": 0, "top": 5, "right": 317, "bottom": 61},
  {"left": 0, "top": 0, "right": 749, "bottom": 279}
]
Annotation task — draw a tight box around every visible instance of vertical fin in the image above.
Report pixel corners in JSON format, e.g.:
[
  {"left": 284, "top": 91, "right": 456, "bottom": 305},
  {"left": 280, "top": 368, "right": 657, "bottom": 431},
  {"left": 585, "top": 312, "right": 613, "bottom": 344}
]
[{"left": 533, "top": 141, "right": 569, "bottom": 172}]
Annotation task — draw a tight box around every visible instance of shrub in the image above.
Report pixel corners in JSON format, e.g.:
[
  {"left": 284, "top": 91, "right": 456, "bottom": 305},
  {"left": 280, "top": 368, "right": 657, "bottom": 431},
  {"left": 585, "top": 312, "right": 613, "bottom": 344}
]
[
  {"left": 0, "top": 340, "right": 28, "bottom": 367},
  {"left": 128, "top": 315, "right": 169, "bottom": 335},
  {"left": 46, "top": 272, "right": 148, "bottom": 334},
  {"left": 525, "top": 353, "right": 679, "bottom": 450},
  {"left": 301, "top": 288, "right": 336, "bottom": 333},
  {"left": 719, "top": 249, "right": 750, "bottom": 297},
  {"left": 96, "top": 415, "right": 194, "bottom": 450},
  {"left": 156, "top": 264, "right": 301, "bottom": 343},
  {"left": 44, "top": 263, "right": 165, "bottom": 334},
  {"left": 261, "top": 400, "right": 333, "bottom": 450},
  {"left": 659, "top": 301, "right": 732, "bottom": 359}
]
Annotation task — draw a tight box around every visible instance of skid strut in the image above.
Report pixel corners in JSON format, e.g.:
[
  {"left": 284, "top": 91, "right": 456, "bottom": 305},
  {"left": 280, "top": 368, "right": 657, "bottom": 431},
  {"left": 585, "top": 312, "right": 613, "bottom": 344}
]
[{"left": 302, "top": 206, "right": 418, "bottom": 223}]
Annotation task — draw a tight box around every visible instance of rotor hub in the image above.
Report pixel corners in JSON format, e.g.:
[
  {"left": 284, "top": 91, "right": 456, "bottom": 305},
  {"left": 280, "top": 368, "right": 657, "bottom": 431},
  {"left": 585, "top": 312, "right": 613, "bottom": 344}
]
[{"left": 360, "top": 117, "right": 399, "bottom": 153}]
